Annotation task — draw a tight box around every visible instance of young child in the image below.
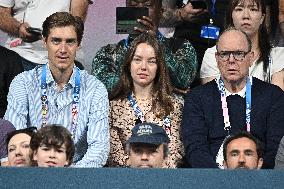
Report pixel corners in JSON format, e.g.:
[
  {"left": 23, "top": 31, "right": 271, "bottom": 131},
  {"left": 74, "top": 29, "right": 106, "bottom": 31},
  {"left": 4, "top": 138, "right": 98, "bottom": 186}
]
[{"left": 30, "top": 124, "right": 75, "bottom": 167}]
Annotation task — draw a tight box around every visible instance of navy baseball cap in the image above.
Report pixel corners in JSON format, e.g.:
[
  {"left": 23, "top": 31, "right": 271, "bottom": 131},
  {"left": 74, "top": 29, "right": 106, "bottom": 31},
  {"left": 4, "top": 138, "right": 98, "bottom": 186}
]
[{"left": 128, "top": 122, "right": 170, "bottom": 145}]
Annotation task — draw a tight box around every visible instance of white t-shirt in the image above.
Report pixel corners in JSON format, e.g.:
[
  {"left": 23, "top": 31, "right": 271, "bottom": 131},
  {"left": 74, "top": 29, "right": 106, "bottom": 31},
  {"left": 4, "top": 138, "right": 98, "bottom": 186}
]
[
  {"left": 0, "top": 0, "right": 70, "bottom": 64},
  {"left": 200, "top": 46, "right": 284, "bottom": 82}
]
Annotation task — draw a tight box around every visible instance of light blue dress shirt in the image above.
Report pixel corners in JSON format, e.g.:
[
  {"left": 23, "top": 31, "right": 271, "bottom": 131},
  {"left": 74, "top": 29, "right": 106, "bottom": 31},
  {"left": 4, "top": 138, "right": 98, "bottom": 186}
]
[{"left": 4, "top": 64, "right": 109, "bottom": 168}]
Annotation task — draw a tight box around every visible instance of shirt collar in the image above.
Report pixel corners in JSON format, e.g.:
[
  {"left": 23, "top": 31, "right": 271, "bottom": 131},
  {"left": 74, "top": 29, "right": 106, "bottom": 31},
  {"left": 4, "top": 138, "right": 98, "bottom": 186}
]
[
  {"left": 216, "top": 76, "right": 247, "bottom": 98},
  {"left": 45, "top": 63, "right": 77, "bottom": 88}
]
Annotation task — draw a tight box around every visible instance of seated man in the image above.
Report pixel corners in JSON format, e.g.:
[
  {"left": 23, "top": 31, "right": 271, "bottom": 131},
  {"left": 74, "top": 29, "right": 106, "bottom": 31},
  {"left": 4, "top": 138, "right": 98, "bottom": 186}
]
[
  {"left": 0, "top": 0, "right": 92, "bottom": 70},
  {"left": 30, "top": 124, "right": 75, "bottom": 167},
  {"left": 126, "top": 122, "right": 169, "bottom": 168},
  {"left": 223, "top": 131, "right": 263, "bottom": 169},
  {"left": 92, "top": 0, "right": 197, "bottom": 94},
  {"left": 4, "top": 12, "right": 109, "bottom": 168},
  {"left": 182, "top": 27, "right": 284, "bottom": 169}
]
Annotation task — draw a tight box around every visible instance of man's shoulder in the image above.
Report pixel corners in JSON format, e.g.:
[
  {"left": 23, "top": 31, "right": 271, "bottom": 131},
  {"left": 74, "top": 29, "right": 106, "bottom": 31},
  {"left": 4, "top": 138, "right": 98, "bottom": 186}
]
[
  {"left": 12, "top": 66, "right": 40, "bottom": 83},
  {"left": 252, "top": 77, "right": 283, "bottom": 94},
  {"left": 185, "top": 80, "right": 217, "bottom": 99}
]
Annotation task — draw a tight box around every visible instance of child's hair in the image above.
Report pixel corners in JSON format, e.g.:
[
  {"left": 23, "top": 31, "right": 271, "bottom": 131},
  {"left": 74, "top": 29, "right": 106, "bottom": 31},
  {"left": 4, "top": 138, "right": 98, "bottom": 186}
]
[{"left": 30, "top": 124, "right": 75, "bottom": 166}]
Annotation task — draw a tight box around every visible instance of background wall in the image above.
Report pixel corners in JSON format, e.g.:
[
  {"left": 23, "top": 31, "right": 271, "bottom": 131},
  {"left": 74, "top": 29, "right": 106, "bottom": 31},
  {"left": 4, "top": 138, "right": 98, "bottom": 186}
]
[{"left": 0, "top": 0, "right": 128, "bottom": 73}]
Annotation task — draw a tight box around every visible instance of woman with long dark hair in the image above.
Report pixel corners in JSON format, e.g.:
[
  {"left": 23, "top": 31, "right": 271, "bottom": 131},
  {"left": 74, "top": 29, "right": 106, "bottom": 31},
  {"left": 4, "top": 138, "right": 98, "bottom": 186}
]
[
  {"left": 200, "top": 0, "right": 284, "bottom": 90},
  {"left": 108, "top": 33, "right": 184, "bottom": 168}
]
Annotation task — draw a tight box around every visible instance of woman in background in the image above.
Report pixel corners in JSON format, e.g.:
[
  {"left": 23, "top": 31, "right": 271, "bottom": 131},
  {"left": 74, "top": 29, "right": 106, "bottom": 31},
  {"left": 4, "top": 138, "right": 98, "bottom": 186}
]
[
  {"left": 108, "top": 33, "right": 184, "bottom": 168},
  {"left": 7, "top": 127, "right": 36, "bottom": 167}
]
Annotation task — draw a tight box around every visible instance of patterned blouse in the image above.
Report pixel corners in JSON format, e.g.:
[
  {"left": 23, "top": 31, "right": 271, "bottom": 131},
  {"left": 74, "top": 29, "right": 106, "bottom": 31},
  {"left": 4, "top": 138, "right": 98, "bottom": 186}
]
[
  {"left": 92, "top": 34, "right": 197, "bottom": 93},
  {"left": 108, "top": 94, "right": 184, "bottom": 168}
]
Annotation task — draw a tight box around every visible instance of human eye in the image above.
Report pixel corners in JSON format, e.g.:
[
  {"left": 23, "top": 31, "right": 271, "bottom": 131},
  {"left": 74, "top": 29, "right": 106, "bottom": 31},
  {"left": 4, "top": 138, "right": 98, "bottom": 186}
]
[
  {"left": 245, "top": 150, "right": 254, "bottom": 156},
  {"left": 66, "top": 39, "right": 77, "bottom": 46},
  {"left": 22, "top": 143, "right": 30, "bottom": 148},
  {"left": 133, "top": 56, "right": 142, "bottom": 63},
  {"left": 148, "top": 59, "right": 156, "bottom": 64},
  {"left": 234, "top": 51, "right": 246, "bottom": 60},
  {"left": 234, "top": 6, "right": 243, "bottom": 11},
  {"left": 8, "top": 147, "right": 15, "bottom": 153},
  {"left": 230, "top": 151, "right": 239, "bottom": 157},
  {"left": 219, "top": 51, "right": 229, "bottom": 59},
  {"left": 40, "top": 146, "right": 50, "bottom": 151},
  {"left": 132, "top": 147, "right": 143, "bottom": 154},
  {"left": 51, "top": 38, "right": 61, "bottom": 45}
]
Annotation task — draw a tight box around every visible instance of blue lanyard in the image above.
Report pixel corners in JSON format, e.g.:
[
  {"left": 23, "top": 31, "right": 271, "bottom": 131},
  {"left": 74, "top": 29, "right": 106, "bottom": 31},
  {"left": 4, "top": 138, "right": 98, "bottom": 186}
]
[
  {"left": 216, "top": 77, "right": 252, "bottom": 133},
  {"left": 127, "top": 93, "right": 172, "bottom": 137},
  {"left": 210, "top": 0, "right": 217, "bottom": 17},
  {"left": 41, "top": 64, "right": 80, "bottom": 139}
]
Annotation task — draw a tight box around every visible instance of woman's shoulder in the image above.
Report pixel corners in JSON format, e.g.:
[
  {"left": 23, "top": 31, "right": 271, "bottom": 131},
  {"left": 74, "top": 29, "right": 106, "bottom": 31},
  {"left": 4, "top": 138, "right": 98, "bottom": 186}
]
[{"left": 270, "top": 47, "right": 284, "bottom": 73}]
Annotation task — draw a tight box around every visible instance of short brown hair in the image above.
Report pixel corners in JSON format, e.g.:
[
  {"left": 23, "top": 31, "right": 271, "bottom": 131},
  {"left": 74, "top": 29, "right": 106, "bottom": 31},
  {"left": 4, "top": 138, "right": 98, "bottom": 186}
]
[
  {"left": 42, "top": 12, "right": 84, "bottom": 45},
  {"left": 30, "top": 124, "right": 75, "bottom": 166}
]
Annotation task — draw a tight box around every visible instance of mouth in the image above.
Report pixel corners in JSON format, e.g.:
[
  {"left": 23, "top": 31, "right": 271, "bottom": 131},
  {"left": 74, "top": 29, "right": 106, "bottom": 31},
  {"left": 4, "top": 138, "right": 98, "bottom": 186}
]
[
  {"left": 138, "top": 164, "right": 152, "bottom": 168},
  {"left": 226, "top": 69, "right": 239, "bottom": 73},
  {"left": 138, "top": 73, "right": 148, "bottom": 79},
  {"left": 14, "top": 159, "right": 25, "bottom": 165},
  {"left": 56, "top": 56, "right": 69, "bottom": 62},
  {"left": 46, "top": 161, "right": 57, "bottom": 167},
  {"left": 241, "top": 23, "right": 251, "bottom": 28}
]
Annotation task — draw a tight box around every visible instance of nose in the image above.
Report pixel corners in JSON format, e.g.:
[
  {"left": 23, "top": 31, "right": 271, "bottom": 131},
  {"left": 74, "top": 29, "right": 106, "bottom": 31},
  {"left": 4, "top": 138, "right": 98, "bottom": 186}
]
[
  {"left": 59, "top": 43, "right": 67, "bottom": 53},
  {"left": 238, "top": 153, "right": 246, "bottom": 164},
  {"left": 140, "top": 60, "right": 147, "bottom": 70},
  {"left": 242, "top": 8, "right": 250, "bottom": 19},
  {"left": 48, "top": 149, "right": 56, "bottom": 158},
  {"left": 15, "top": 147, "right": 23, "bottom": 157},
  {"left": 228, "top": 53, "right": 235, "bottom": 63},
  {"left": 141, "top": 152, "right": 149, "bottom": 161}
]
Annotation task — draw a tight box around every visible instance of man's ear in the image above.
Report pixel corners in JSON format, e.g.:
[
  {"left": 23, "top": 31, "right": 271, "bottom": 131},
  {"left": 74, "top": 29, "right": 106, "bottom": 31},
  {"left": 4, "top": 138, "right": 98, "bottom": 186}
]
[
  {"left": 43, "top": 37, "right": 47, "bottom": 47},
  {"left": 223, "top": 160, "right": 228, "bottom": 169},
  {"left": 257, "top": 158, "right": 263, "bottom": 169}
]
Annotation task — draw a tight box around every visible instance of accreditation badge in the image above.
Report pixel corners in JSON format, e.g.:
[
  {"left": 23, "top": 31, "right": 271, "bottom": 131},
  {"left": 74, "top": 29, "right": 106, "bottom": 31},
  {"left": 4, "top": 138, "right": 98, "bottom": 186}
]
[{"left": 200, "top": 25, "right": 220, "bottom": 40}]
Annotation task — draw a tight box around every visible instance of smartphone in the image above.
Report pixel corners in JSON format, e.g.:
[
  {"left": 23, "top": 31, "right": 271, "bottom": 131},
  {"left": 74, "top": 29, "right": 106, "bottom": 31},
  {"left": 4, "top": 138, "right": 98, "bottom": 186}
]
[
  {"left": 189, "top": 0, "right": 207, "bottom": 9},
  {"left": 27, "top": 27, "right": 42, "bottom": 36},
  {"left": 116, "top": 7, "right": 149, "bottom": 34}
]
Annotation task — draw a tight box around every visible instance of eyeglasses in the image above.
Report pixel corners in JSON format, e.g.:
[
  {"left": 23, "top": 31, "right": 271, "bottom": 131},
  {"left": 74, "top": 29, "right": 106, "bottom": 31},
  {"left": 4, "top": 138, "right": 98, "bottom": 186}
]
[{"left": 216, "top": 50, "right": 250, "bottom": 61}]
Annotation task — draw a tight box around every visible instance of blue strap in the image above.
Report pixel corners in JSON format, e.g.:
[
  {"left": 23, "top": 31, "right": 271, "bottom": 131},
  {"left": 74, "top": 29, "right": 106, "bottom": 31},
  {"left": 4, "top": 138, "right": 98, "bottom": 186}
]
[
  {"left": 41, "top": 64, "right": 80, "bottom": 139},
  {"left": 127, "top": 93, "right": 172, "bottom": 136},
  {"left": 216, "top": 77, "right": 252, "bottom": 132}
]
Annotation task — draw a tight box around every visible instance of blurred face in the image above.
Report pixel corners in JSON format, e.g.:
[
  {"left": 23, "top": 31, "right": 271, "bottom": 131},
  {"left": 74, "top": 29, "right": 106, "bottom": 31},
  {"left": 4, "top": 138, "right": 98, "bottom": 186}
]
[
  {"left": 216, "top": 30, "right": 253, "bottom": 85},
  {"left": 232, "top": 0, "right": 264, "bottom": 37},
  {"left": 128, "top": 143, "right": 165, "bottom": 168},
  {"left": 131, "top": 43, "right": 158, "bottom": 89},
  {"left": 44, "top": 26, "right": 79, "bottom": 73},
  {"left": 8, "top": 133, "right": 31, "bottom": 167},
  {"left": 33, "top": 144, "right": 69, "bottom": 167},
  {"left": 224, "top": 137, "right": 263, "bottom": 169},
  {"left": 126, "top": 0, "right": 160, "bottom": 26}
]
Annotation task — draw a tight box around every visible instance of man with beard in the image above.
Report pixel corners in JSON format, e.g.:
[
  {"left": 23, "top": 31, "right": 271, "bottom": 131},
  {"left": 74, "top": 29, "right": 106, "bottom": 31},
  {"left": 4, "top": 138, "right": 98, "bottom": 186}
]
[{"left": 223, "top": 131, "right": 263, "bottom": 169}]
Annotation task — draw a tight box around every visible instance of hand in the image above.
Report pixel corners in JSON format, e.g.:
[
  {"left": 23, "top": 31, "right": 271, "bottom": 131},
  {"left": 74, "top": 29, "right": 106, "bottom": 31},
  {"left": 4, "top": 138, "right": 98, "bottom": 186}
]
[
  {"left": 134, "top": 16, "right": 157, "bottom": 36},
  {"left": 179, "top": 2, "right": 207, "bottom": 22},
  {"left": 18, "top": 22, "right": 42, "bottom": 43}
]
